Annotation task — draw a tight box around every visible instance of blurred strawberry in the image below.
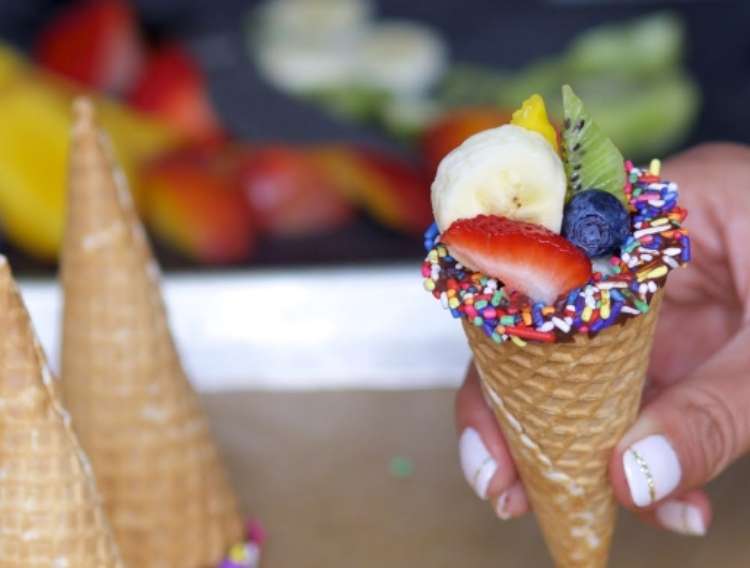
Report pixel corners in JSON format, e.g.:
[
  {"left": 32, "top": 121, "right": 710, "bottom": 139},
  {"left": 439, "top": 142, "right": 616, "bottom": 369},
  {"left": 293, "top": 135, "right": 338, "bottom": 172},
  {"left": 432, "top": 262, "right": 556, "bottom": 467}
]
[
  {"left": 311, "top": 146, "right": 432, "bottom": 235},
  {"left": 239, "top": 146, "right": 355, "bottom": 238},
  {"left": 421, "top": 107, "right": 512, "bottom": 174},
  {"left": 128, "top": 44, "right": 225, "bottom": 144},
  {"left": 142, "top": 145, "right": 255, "bottom": 264},
  {"left": 35, "top": 0, "right": 143, "bottom": 94}
]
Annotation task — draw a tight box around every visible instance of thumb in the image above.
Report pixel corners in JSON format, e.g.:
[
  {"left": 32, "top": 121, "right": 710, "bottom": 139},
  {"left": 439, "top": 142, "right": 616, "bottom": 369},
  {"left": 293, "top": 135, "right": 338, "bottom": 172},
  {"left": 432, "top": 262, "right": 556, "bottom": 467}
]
[{"left": 610, "top": 327, "right": 750, "bottom": 509}]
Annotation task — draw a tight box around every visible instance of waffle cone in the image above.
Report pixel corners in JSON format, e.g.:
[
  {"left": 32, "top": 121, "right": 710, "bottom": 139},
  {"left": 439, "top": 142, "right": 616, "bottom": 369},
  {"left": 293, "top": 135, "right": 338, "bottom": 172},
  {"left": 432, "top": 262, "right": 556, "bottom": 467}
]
[
  {"left": 60, "top": 99, "right": 243, "bottom": 567},
  {"left": 462, "top": 291, "right": 663, "bottom": 568},
  {"left": 0, "top": 258, "right": 124, "bottom": 567}
]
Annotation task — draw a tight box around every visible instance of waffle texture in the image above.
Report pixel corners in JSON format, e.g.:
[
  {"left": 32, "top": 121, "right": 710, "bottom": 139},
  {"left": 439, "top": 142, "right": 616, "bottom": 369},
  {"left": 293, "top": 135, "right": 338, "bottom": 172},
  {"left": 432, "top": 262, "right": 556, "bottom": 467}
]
[
  {"left": 462, "top": 291, "right": 663, "bottom": 568},
  {"left": 60, "top": 98, "right": 243, "bottom": 567},
  {"left": 0, "top": 258, "right": 124, "bottom": 567}
]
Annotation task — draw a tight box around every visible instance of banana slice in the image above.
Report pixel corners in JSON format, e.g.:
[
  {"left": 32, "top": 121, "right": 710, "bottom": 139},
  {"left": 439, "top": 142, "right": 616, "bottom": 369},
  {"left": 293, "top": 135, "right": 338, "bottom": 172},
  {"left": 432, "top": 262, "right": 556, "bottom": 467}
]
[
  {"left": 255, "top": 40, "right": 358, "bottom": 93},
  {"left": 356, "top": 20, "right": 448, "bottom": 96},
  {"left": 431, "top": 124, "right": 566, "bottom": 234},
  {"left": 251, "top": 0, "right": 372, "bottom": 93},
  {"left": 255, "top": 0, "right": 373, "bottom": 44}
]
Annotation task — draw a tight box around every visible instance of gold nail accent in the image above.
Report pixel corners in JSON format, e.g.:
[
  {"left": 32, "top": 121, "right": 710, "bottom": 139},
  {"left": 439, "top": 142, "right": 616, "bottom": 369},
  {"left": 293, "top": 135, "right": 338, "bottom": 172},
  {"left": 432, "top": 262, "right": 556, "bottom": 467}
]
[
  {"left": 629, "top": 448, "right": 656, "bottom": 503},
  {"left": 496, "top": 491, "right": 511, "bottom": 520},
  {"left": 473, "top": 456, "right": 494, "bottom": 490},
  {"left": 681, "top": 502, "right": 690, "bottom": 533}
]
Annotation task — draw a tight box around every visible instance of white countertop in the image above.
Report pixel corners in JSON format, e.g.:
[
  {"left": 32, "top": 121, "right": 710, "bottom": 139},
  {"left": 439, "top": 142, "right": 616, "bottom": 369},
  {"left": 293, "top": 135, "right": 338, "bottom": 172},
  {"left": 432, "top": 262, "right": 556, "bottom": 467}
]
[{"left": 21, "top": 265, "right": 470, "bottom": 391}]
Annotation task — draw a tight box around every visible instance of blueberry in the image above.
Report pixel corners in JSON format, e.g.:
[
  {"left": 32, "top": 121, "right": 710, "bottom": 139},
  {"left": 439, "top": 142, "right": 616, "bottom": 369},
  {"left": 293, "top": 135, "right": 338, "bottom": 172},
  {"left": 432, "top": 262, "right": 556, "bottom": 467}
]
[{"left": 562, "top": 190, "right": 630, "bottom": 257}]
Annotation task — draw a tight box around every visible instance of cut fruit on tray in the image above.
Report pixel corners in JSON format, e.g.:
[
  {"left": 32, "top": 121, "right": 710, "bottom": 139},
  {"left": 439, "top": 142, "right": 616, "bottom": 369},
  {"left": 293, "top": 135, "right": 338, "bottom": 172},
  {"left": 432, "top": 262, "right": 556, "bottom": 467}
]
[
  {"left": 254, "top": 37, "right": 360, "bottom": 94},
  {"left": 34, "top": 0, "right": 144, "bottom": 94},
  {"left": 565, "top": 11, "right": 684, "bottom": 76},
  {"left": 239, "top": 146, "right": 356, "bottom": 238},
  {"left": 142, "top": 146, "right": 257, "bottom": 265},
  {"left": 128, "top": 43, "right": 225, "bottom": 144},
  {"left": 380, "top": 96, "right": 443, "bottom": 140},
  {"left": 581, "top": 72, "right": 699, "bottom": 161},
  {"left": 249, "top": 0, "right": 371, "bottom": 94},
  {"left": 0, "top": 51, "right": 181, "bottom": 261},
  {"left": 435, "top": 12, "right": 699, "bottom": 161},
  {"left": 252, "top": 0, "right": 373, "bottom": 46},
  {"left": 420, "top": 107, "right": 513, "bottom": 174},
  {"left": 249, "top": 0, "right": 448, "bottom": 113},
  {"left": 310, "top": 145, "right": 432, "bottom": 235},
  {"left": 356, "top": 20, "right": 448, "bottom": 97}
]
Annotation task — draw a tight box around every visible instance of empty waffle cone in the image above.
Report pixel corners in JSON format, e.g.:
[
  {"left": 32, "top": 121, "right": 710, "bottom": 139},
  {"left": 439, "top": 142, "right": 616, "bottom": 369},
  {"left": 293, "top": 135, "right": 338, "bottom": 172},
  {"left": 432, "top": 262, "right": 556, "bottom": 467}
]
[
  {"left": 0, "top": 257, "right": 124, "bottom": 567},
  {"left": 60, "top": 98, "right": 243, "bottom": 567},
  {"left": 462, "top": 291, "right": 663, "bottom": 568}
]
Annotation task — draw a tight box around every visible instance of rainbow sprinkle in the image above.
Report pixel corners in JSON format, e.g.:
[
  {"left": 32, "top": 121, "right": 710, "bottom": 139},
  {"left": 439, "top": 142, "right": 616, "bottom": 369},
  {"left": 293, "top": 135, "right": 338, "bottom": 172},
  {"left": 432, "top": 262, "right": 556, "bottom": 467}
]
[
  {"left": 422, "top": 161, "right": 690, "bottom": 344},
  {"left": 218, "top": 520, "right": 265, "bottom": 568}
]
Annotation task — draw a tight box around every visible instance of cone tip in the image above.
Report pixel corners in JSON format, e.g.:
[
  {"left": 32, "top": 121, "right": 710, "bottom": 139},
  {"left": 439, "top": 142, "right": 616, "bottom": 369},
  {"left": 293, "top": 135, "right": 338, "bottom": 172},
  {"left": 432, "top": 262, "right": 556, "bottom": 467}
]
[
  {"left": 0, "top": 255, "right": 10, "bottom": 279},
  {"left": 72, "top": 97, "right": 96, "bottom": 132}
]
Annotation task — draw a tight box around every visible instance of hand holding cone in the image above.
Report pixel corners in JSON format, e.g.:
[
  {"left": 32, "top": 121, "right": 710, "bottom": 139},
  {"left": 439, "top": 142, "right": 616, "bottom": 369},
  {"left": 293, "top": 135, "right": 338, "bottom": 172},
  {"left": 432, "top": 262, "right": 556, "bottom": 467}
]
[
  {"left": 0, "top": 257, "right": 124, "bottom": 567},
  {"left": 60, "top": 98, "right": 244, "bottom": 567},
  {"left": 425, "top": 89, "right": 690, "bottom": 567}
]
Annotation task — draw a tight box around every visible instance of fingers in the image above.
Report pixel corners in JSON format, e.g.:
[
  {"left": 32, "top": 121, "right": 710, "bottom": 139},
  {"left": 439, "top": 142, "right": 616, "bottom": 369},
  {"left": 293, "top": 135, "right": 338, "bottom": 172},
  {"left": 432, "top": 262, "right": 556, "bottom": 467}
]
[
  {"left": 638, "top": 489, "right": 712, "bottom": 537},
  {"left": 455, "top": 362, "right": 529, "bottom": 518},
  {"left": 455, "top": 361, "right": 717, "bottom": 536},
  {"left": 494, "top": 480, "right": 530, "bottom": 520},
  {"left": 611, "top": 328, "right": 750, "bottom": 511}
]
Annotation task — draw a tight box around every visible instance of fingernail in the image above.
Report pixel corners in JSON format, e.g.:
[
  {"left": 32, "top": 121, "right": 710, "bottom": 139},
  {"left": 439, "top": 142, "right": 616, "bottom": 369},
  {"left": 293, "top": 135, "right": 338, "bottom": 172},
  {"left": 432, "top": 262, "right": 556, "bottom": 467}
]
[
  {"left": 622, "top": 434, "right": 682, "bottom": 507},
  {"left": 495, "top": 490, "right": 512, "bottom": 520},
  {"left": 459, "top": 428, "right": 497, "bottom": 500},
  {"left": 494, "top": 481, "right": 528, "bottom": 520},
  {"left": 656, "top": 500, "right": 706, "bottom": 536}
]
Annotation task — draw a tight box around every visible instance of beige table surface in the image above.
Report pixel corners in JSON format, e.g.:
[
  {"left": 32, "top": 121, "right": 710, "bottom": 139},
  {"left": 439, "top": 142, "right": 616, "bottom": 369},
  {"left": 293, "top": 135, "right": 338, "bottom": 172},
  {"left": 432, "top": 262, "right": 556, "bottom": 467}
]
[{"left": 204, "top": 390, "right": 749, "bottom": 568}]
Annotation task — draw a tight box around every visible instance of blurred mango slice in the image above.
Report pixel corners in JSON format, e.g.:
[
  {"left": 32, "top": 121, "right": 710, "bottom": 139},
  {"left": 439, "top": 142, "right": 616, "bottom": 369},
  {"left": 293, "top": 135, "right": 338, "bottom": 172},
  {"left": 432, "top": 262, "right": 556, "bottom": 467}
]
[
  {"left": 310, "top": 145, "right": 432, "bottom": 235},
  {"left": 0, "top": 45, "right": 21, "bottom": 88},
  {"left": 142, "top": 145, "right": 257, "bottom": 264},
  {"left": 0, "top": 45, "right": 182, "bottom": 260},
  {"left": 420, "top": 107, "right": 512, "bottom": 175}
]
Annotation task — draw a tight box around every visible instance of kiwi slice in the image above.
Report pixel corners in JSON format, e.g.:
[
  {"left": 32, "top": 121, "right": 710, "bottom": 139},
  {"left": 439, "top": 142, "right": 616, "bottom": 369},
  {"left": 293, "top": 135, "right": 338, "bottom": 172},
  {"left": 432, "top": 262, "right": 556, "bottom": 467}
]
[{"left": 562, "top": 85, "right": 626, "bottom": 204}]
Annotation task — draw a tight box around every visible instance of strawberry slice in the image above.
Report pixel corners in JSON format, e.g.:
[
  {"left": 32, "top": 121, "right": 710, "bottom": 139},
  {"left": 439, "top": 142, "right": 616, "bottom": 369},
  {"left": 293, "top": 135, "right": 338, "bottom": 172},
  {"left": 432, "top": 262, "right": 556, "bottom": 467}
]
[
  {"left": 35, "top": 0, "right": 143, "bottom": 94},
  {"left": 441, "top": 215, "right": 592, "bottom": 304},
  {"left": 128, "top": 44, "right": 225, "bottom": 144}
]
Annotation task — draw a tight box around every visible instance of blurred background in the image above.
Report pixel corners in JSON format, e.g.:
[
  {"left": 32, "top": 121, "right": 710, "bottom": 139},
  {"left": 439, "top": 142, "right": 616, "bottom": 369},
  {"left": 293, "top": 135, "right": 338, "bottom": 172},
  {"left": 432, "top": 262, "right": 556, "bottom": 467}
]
[
  {"left": 3, "top": 4, "right": 750, "bottom": 564},
  {"left": 0, "top": 0, "right": 747, "bottom": 275}
]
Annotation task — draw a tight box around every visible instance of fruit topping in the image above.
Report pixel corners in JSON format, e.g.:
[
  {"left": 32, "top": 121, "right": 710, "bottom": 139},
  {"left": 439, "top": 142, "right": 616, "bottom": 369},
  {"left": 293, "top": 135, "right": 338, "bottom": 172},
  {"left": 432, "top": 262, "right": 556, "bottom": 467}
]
[
  {"left": 562, "top": 85, "right": 626, "bottom": 204},
  {"left": 562, "top": 189, "right": 630, "bottom": 258},
  {"left": 431, "top": 124, "right": 566, "bottom": 234},
  {"left": 510, "top": 94, "right": 559, "bottom": 152},
  {"left": 441, "top": 215, "right": 592, "bottom": 304}
]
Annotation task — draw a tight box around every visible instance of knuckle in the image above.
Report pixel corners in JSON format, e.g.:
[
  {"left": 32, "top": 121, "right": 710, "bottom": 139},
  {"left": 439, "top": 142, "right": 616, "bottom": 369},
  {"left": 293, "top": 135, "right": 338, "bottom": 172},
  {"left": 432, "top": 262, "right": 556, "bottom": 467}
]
[
  {"left": 681, "top": 384, "right": 740, "bottom": 478},
  {"left": 454, "top": 385, "right": 466, "bottom": 419},
  {"left": 685, "top": 142, "right": 750, "bottom": 166},
  {"left": 455, "top": 370, "right": 476, "bottom": 422}
]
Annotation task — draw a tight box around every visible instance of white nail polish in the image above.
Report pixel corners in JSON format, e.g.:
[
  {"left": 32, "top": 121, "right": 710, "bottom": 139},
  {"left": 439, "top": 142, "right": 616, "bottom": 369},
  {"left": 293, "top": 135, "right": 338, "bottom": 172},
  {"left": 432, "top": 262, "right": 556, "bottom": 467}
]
[
  {"left": 459, "top": 428, "right": 497, "bottom": 500},
  {"left": 495, "top": 491, "right": 511, "bottom": 520},
  {"left": 656, "top": 500, "right": 706, "bottom": 536},
  {"left": 622, "top": 434, "right": 682, "bottom": 507}
]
